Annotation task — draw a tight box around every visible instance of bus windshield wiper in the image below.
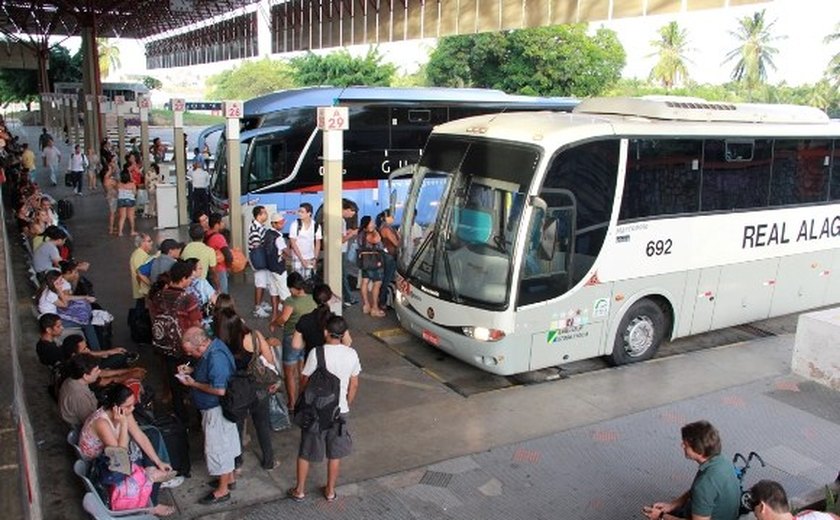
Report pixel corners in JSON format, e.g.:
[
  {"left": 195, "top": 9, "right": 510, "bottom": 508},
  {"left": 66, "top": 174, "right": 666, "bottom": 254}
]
[{"left": 405, "top": 226, "right": 435, "bottom": 280}]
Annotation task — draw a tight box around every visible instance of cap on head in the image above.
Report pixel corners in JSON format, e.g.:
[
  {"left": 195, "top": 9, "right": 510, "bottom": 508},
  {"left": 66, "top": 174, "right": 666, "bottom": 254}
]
[{"left": 270, "top": 213, "right": 285, "bottom": 223}]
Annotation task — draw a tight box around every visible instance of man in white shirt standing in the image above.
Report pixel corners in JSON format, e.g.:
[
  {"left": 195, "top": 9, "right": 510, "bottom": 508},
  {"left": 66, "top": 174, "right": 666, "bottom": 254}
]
[
  {"left": 289, "top": 202, "right": 322, "bottom": 277},
  {"left": 67, "top": 144, "right": 87, "bottom": 195},
  {"left": 42, "top": 138, "right": 62, "bottom": 186},
  {"left": 187, "top": 161, "right": 210, "bottom": 220},
  {"left": 287, "top": 315, "right": 360, "bottom": 503}
]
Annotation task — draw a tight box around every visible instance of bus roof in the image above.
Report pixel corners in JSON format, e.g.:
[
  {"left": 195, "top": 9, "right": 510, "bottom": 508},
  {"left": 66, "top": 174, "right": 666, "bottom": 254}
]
[
  {"left": 243, "top": 86, "right": 578, "bottom": 117},
  {"left": 432, "top": 98, "right": 840, "bottom": 148}
]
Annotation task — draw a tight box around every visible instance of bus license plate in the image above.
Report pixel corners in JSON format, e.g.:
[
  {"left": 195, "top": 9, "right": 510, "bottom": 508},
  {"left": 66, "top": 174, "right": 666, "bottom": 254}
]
[{"left": 422, "top": 330, "right": 440, "bottom": 347}]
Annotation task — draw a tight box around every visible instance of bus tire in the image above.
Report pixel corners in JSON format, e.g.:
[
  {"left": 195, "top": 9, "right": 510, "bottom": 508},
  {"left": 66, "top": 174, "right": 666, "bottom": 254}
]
[{"left": 609, "top": 299, "right": 666, "bottom": 365}]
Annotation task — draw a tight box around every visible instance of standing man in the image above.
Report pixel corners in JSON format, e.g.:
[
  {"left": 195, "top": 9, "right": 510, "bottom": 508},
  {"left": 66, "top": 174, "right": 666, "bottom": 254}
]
[
  {"left": 265, "top": 213, "right": 290, "bottom": 323},
  {"left": 41, "top": 138, "right": 61, "bottom": 187},
  {"left": 248, "top": 205, "right": 271, "bottom": 318},
  {"left": 182, "top": 223, "right": 218, "bottom": 288},
  {"left": 38, "top": 127, "right": 52, "bottom": 151},
  {"left": 205, "top": 214, "right": 232, "bottom": 294},
  {"left": 288, "top": 316, "right": 360, "bottom": 503},
  {"left": 340, "top": 200, "right": 359, "bottom": 307},
  {"left": 178, "top": 327, "right": 240, "bottom": 505},
  {"left": 67, "top": 144, "right": 87, "bottom": 196},
  {"left": 129, "top": 233, "right": 153, "bottom": 310},
  {"left": 288, "top": 202, "right": 321, "bottom": 278},
  {"left": 643, "top": 420, "right": 741, "bottom": 520},
  {"left": 188, "top": 161, "right": 210, "bottom": 221},
  {"left": 149, "top": 239, "right": 184, "bottom": 284}
]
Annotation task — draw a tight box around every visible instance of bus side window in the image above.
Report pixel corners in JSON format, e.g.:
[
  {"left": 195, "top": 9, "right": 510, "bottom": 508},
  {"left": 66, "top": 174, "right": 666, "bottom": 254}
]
[
  {"left": 700, "top": 139, "right": 772, "bottom": 212},
  {"left": 770, "top": 139, "right": 830, "bottom": 206}
]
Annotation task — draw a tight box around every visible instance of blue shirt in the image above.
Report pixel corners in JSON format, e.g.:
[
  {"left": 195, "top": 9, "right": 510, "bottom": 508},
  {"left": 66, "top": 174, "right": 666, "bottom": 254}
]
[{"left": 191, "top": 338, "right": 235, "bottom": 410}]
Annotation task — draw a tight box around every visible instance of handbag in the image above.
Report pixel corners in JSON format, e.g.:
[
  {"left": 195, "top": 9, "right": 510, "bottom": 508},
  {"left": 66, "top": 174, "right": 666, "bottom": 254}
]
[
  {"left": 247, "top": 331, "right": 279, "bottom": 386},
  {"left": 58, "top": 298, "right": 93, "bottom": 324},
  {"left": 109, "top": 463, "right": 153, "bottom": 511}
]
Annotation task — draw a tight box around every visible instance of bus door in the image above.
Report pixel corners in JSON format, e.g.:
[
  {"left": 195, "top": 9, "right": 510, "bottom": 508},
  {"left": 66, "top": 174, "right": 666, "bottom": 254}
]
[
  {"left": 197, "top": 124, "right": 224, "bottom": 172},
  {"left": 388, "top": 163, "right": 417, "bottom": 226},
  {"left": 242, "top": 126, "right": 291, "bottom": 205},
  {"left": 523, "top": 191, "right": 611, "bottom": 369}
]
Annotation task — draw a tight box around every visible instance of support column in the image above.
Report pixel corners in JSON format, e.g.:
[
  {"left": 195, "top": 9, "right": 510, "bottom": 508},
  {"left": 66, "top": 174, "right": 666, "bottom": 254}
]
[
  {"left": 36, "top": 40, "right": 50, "bottom": 127},
  {"left": 138, "top": 95, "right": 150, "bottom": 166},
  {"left": 172, "top": 99, "right": 188, "bottom": 225},
  {"left": 71, "top": 98, "right": 80, "bottom": 147},
  {"left": 318, "top": 106, "right": 348, "bottom": 313},
  {"left": 80, "top": 24, "right": 101, "bottom": 159},
  {"left": 116, "top": 95, "right": 126, "bottom": 165},
  {"left": 40, "top": 94, "right": 50, "bottom": 134},
  {"left": 223, "top": 101, "right": 244, "bottom": 251},
  {"left": 62, "top": 95, "right": 72, "bottom": 144}
]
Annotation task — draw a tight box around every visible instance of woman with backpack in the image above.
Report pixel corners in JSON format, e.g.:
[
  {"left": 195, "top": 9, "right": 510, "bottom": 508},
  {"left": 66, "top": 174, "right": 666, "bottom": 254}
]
[
  {"left": 214, "top": 307, "right": 280, "bottom": 471},
  {"left": 357, "top": 216, "right": 386, "bottom": 317}
]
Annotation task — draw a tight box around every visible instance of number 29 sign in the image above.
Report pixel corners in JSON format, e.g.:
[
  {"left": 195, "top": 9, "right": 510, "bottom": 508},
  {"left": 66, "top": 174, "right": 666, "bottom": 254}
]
[{"left": 317, "top": 107, "right": 349, "bottom": 131}]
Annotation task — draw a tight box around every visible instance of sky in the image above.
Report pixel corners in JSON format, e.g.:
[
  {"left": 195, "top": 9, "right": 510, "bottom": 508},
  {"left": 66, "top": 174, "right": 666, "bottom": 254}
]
[{"left": 77, "top": 0, "right": 840, "bottom": 91}]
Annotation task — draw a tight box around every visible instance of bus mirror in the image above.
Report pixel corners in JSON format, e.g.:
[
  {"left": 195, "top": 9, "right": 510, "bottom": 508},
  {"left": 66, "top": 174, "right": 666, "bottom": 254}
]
[
  {"left": 539, "top": 218, "right": 558, "bottom": 261},
  {"left": 390, "top": 189, "right": 397, "bottom": 215}
]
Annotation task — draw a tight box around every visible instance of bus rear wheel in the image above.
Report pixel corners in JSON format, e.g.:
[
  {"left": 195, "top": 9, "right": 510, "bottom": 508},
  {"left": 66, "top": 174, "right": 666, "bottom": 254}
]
[{"left": 609, "top": 299, "right": 666, "bottom": 365}]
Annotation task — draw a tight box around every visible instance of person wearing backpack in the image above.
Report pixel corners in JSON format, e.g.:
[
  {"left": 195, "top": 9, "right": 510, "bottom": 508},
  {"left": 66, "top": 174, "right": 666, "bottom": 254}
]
[
  {"left": 177, "top": 327, "right": 241, "bottom": 506},
  {"left": 263, "top": 213, "right": 291, "bottom": 322},
  {"left": 288, "top": 202, "right": 322, "bottom": 278},
  {"left": 287, "top": 315, "right": 360, "bottom": 503}
]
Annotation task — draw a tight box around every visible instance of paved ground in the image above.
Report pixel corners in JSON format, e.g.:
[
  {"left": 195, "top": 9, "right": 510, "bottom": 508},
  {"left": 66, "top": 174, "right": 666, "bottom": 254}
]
[{"left": 8, "top": 125, "right": 840, "bottom": 519}]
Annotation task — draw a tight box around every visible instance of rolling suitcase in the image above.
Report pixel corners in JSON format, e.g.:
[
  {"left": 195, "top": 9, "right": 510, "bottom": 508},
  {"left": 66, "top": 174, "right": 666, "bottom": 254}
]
[{"left": 57, "top": 199, "right": 74, "bottom": 220}]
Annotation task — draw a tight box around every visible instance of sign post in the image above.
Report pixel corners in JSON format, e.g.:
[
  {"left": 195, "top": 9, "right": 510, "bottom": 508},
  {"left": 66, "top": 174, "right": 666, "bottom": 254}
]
[
  {"left": 115, "top": 95, "right": 126, "bottom": 165},
  {"left": 84, "top": 95, "right": 95, "bottom": 152},
  {"left": 317, "top": 106, "right": 349, "bottom": 313},
  {"left": 70, "top": 97, "right": 80, "bottom": 147},
  {"left": 224, "top": 100, "right": 244, "bottom": 252},
  {"left": 171, "top": 98, "right": 188, "bottom": 225},
  {"left": 138, "top": 95, "right": 150, "bottom": 167}
]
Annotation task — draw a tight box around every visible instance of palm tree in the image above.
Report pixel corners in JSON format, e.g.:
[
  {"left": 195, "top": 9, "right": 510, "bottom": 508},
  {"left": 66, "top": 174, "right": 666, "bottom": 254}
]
[
  {"left": 648, "top": 21, "right": 692, "bottom": 91},
  {"left": 723, "top": 10, "right": 784, "bottom": 95},
  {"left": 97, "top": 38, "right": 121, "bottom": 79},
  {"left": 825, "top": 23, "right": 840, "bottom": 82}
]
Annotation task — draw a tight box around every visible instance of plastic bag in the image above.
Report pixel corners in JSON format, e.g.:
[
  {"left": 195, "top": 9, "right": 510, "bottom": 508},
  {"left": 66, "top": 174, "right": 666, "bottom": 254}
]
[{"left": 268, "top": 392, "right": 291, "bottom": 432}]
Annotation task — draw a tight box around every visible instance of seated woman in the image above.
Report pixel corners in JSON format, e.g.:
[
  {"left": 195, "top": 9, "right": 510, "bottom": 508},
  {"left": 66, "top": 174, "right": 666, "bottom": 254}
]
[
  {"left": 36, "top": 270, "right": 100, "bottom": 350},
  {"left": 78, "top": 384, "right": 177, "bottom": 516}
]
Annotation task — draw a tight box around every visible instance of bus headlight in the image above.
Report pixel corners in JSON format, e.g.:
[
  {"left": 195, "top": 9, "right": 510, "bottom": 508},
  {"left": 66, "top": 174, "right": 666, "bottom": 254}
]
[
  {"left": 462, "top": 326, "right": 505, "bottom": 342},
  {"left": 395, "top": 289, "right": 406, "bottom": 306}
]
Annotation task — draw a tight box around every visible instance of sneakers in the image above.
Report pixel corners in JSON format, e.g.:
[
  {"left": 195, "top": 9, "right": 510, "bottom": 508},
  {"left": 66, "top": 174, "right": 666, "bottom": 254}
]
[
  {"left": 259, "top": 302, "right": 272, "bottom": 312},
  {"left": 253, "top": 307, "right": 271, "bottom": 318},
  {"left": 343, "top": 299, "right": 358, "bottom": 308},
  {"left": 161, "top": 475, "right": 185, "bottom": 489}
]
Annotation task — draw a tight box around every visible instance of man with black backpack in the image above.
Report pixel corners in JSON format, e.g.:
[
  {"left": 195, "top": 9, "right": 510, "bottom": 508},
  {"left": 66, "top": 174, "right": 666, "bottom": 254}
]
[{"left": 287, "top": 316, "right": 360, "bottom": 503}]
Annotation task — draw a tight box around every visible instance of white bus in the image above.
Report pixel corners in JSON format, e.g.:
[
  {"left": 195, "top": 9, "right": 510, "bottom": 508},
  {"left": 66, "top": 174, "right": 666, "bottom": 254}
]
[{"left": 393, "top": 97, "right": 840, "bottom": 375}]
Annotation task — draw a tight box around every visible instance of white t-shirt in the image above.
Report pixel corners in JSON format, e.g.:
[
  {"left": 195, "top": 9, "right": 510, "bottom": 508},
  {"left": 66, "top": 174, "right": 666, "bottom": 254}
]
[
  {"left": 301, "top": 344, "right": 361, "bottom": 414},
  {"left": 289, "top": 219, "right": 322, "bottom": 262},
  {"left": 796, "top": 512, "right": 838, "bottom": 520},
  {"left": 189, "top": 167, "right": 210, "bottom": 188},
  {"left": 42, "top": 146, "right": 61, "bottom": 166},
  {"left": 68, "top": 152, "right": 86, "bottom": 172},
  {"left": 38, "top": 290, "right": 59, "bottom": 315}
]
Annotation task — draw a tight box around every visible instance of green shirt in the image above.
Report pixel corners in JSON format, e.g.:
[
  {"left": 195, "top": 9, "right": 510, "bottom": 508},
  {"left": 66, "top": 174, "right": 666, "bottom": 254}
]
[
  {"left": 282, "top": 294, "right": 316, "bottom": 336},
  {"left": 181, "top": 241, "right": 217, "bottom": 279},
  {"left": 690, "top": 454, "right": 741, "bottom": 520},
  {"left": 129, "top": 247, "right": 151, "bottom": 299}
]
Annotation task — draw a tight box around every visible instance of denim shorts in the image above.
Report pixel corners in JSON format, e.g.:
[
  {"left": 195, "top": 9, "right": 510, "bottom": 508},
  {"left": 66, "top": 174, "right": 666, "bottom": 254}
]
[
  {"left": 117, "top": 198, "right": 135, "bottom": 208},
  {"left": 362, "top": 268, "right": 383, "bottom": 282},
  {"left": 281, "top": 333, "right": 305, "bottom": 365}
]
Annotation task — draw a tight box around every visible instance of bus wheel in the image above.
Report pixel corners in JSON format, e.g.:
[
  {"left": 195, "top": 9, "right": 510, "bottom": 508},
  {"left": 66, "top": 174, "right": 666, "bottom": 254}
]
[{"left": 609, "top": 299, "right": 666, "bottom": 365}]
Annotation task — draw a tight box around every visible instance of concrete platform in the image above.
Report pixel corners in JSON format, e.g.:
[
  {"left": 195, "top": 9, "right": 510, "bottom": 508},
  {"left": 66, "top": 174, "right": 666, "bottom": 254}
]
[{"left": 8, "top": 126, "right": 840, "bottom": 519}]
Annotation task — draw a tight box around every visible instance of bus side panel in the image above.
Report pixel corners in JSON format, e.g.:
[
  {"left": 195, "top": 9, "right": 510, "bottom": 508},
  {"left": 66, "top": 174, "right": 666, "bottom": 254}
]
[
  {"left": 770, "top": 251, "right": 832, "bottom": 317},
  {"left": 688, "top": 267, "right": 721, "bottom": 336},
  {"left": 526, "top": 284, "right": 612, "bottom": 370},
  {"left": 604, "top": 272, "right": 686, "bottom": 356},
  {"left": 710, "top": 259, "right": 778, "bottom": 330},
  {"left": 676, "top": 269, "right": 702, "bottom": 338},
  {"left": 823, "top": 250, "right": 840, "bottom": 305}
]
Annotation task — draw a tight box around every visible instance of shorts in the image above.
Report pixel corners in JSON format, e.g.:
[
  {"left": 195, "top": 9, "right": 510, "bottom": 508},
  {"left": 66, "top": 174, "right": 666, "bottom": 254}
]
[
  {"left": 282, "top": 333, "right": 305, "bottom": 365},
  {"left": 117, "top": 198, "right": 135, "bottom": 208},
  {"left": 254, "top": 269, "right": 269, "bottom": 289},
  {"left": 267, "top": 271, "right": 290, "bottom": 299},
  {"left": 201, "top": 406, "right": 241, "bottom": 476},
  {"left": 362, "top": 268, "right": 383, "bottom": 282},
  {"left": 298, "top": 415, "right": 352, "bottom": 462}
]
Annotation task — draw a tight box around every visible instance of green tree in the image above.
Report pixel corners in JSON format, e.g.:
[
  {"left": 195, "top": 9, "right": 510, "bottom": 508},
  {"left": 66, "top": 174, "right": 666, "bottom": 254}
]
[
  {"left": 97, "top": 38, "right": 121, "bottom": 79},
  {"left": 723, "top": 10, "right": 784, "bottom": 95},
  {"left": 426, "top": 25, "right": 625, "bottom": 97},
  {"left": 648, "top": 21, "right": 691, "bottom": 90},
  {"left": 825, "top": 23, "right": 840, "bottom": 82},
  {"left": 142, "top": 76, "right": 163, "bottom": 90},
  {"left": 206, "top": 57, "right": 295, "bottom": 100},
  {"left": 0, "top": 45, "right": 81, "bottom": 108},
  {"left": 290, "top": 48, "right": 396, "bottom": 87}
]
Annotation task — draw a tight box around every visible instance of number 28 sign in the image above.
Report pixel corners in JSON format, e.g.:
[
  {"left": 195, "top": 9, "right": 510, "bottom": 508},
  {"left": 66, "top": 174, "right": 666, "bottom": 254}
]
[
  {"left": 224, "top": 100, "right": 243, "bottom": 119},
  {"left": 317, "top": 107, "right": 349, "bottom": 131}
]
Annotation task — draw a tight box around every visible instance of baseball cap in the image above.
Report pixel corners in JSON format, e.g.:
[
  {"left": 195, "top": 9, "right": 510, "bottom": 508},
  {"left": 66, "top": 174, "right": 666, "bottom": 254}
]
[
  {"left": 270, "top": 212, "right": 285, "bottom": 223},
  {"left": 159, "top": 238, "right": 184, "bottom": 254}
]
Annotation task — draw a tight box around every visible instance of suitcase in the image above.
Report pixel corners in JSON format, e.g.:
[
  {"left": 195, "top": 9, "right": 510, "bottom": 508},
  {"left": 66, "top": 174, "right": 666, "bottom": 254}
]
[
  {"left": 154, "top": 414, "right": 191, "bottom": 478},
  {"left": 64, "top": 172, "right": 73, "bottom": 187},
  {"left": 57, "top": 199, "right": 74, "bottom": 220}
]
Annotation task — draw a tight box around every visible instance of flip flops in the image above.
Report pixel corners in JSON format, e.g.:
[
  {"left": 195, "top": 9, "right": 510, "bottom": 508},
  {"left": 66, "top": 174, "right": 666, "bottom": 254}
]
[{"left": 286, "top": 488, "right": 305, "bottom": 502}]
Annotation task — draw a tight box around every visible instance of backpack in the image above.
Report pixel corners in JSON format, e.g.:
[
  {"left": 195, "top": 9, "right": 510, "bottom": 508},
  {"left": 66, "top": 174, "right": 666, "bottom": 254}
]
[
  {"left": 262, "top": 228, "right": 285, "bottom": 275},
  {"left": 247, "top": 331, "right": 279, "bottom": 386},
  {"left": 292, "top": 346, "right": 341, "bottom": 432},
  {"left": 220, "top": 371, "right": 257, "bottom": 423},
  {"left": 357, "top": 245, "right": 383, "bottom": 271},
  {"left": 151, "top": 313, "right": 181, "bottom": 357}
]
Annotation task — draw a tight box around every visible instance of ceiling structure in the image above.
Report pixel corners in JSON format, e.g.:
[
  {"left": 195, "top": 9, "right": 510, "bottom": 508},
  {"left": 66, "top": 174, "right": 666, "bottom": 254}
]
[{"left": 0, "top": 0, "right": 262, "bottom": 40}]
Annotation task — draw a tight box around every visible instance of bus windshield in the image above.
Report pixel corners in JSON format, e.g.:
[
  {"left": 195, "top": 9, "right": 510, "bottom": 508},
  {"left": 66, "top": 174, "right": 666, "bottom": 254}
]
[{"left": 401, "top": 136, "right": 540, "bottom": 309}]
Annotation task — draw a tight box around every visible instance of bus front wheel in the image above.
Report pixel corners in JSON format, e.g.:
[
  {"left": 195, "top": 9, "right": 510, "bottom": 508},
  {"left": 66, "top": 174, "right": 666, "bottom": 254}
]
[{"left": 609, "top": 299, "right": 666, "bottom": 365}]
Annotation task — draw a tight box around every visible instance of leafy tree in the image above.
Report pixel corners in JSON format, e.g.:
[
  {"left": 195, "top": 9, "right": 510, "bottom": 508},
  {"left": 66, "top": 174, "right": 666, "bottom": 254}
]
[
  {"left": 825, "top": 23, "right": 840, "bottom": 82},
  {"left": 290, "top": 48, "right": 396, "bottom": 87},
  {"left": 97, "top": 38, "right": 121, "bottom": 79},
  {"left": 142, "top": 76, "right": 163, "bottom": 90},
  {"left": 0, "top": 45, "right": 81, "bottom": 108},
  {"left": 648, "top": 21, "right": 691, "bottom": 90},
  {"left": 723, "top": 10, "right": 785, "bottom": 95},
  {"left": 426, "top": 25, "right": 625, "bottom": 97},
  {"left": 206, "top": 57, "right": 295, "bottom": 100}
]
